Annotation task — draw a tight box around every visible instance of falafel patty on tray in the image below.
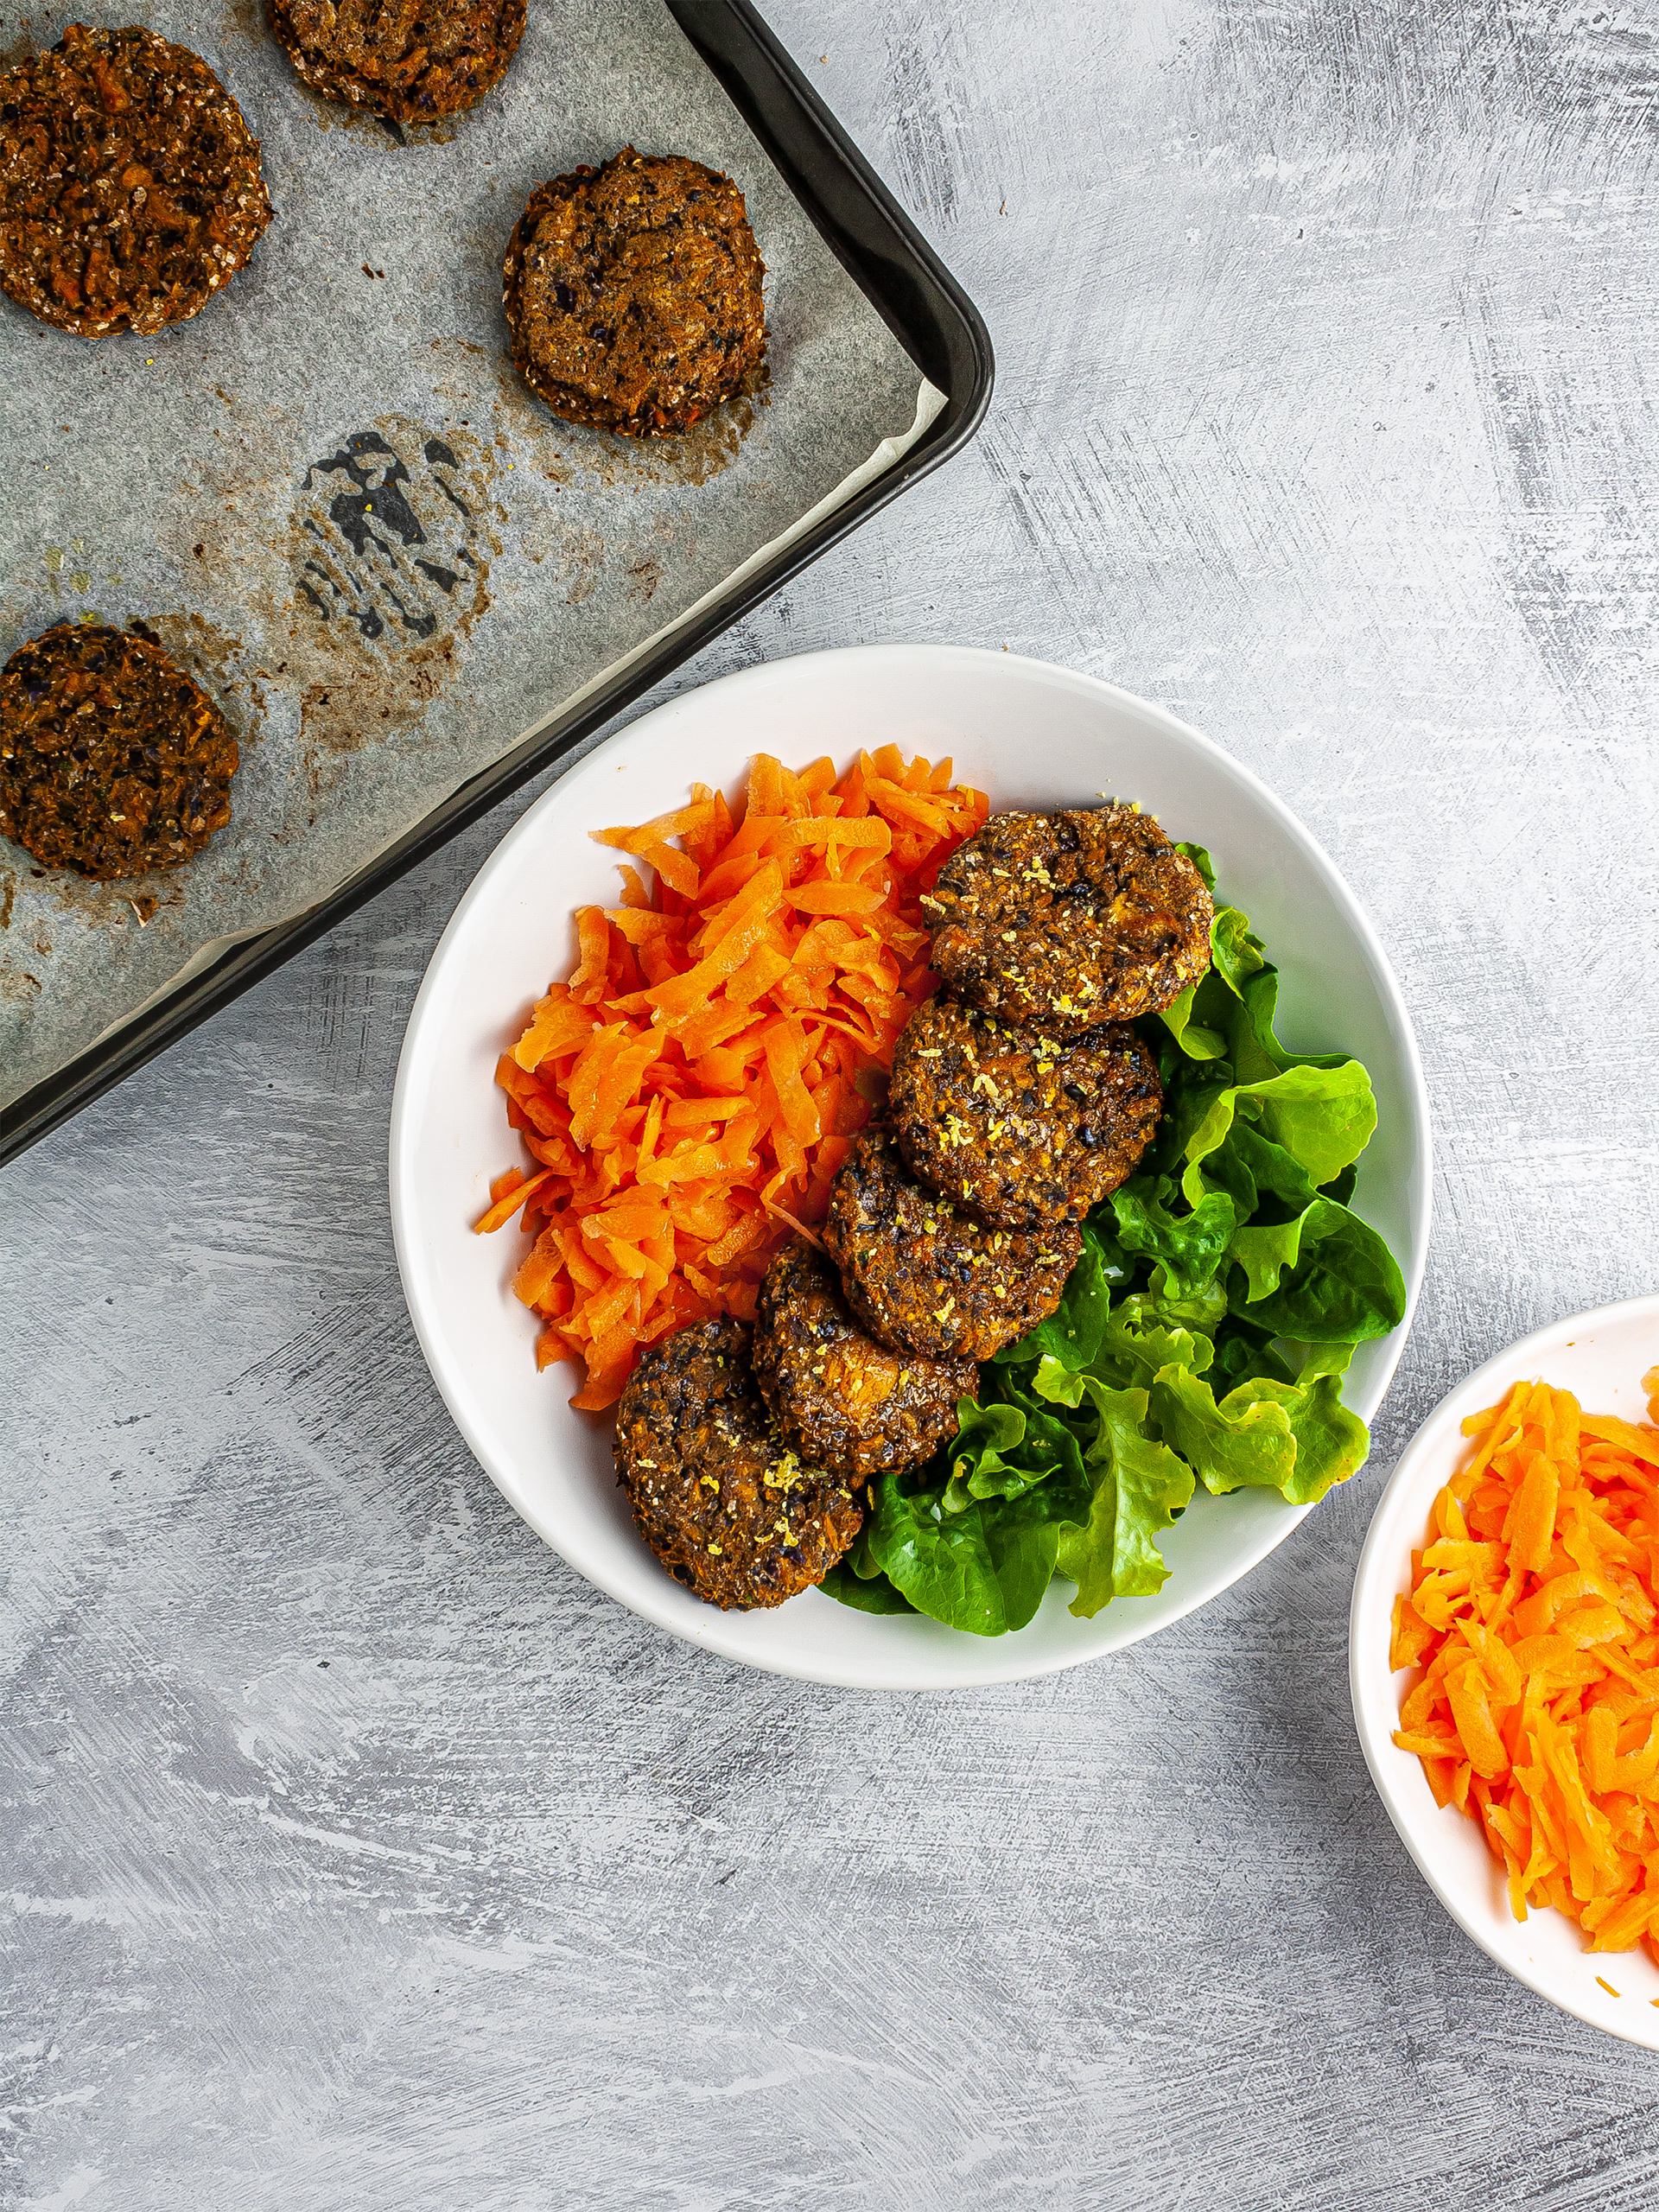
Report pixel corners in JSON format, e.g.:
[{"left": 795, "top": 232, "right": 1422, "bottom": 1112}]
[
  {"left": 888, "top": 996, "right": 1161, "bottom": 1230},
  {"left": 0, "top": 621, "right": 238, "bottom": 879},
  {"left": 921, "top": 806, "right": 1213, "bottom": 1032},
  {"left": 0, "top": 22, "right": 272, "bottom": 340},
  {"left": 822, "top": 1132, "right": 1082, "bottom": 1363},
  {"left": 504, "top": 146, "right": 766, "bottom": 438},
  {"left": 752, "top": 1241, "right": 976, "bottom": 1481},
  {"left": 269, "top": 0, "right": 527, "bottom": 125},
  {"left": 613, "top": 1319, "right": 862, "bottom": 1611}
]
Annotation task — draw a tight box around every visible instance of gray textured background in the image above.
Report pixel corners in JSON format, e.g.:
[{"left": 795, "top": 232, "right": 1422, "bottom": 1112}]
[{"left": 4, "top": 0, "right": 1659, "bottom": 2203}]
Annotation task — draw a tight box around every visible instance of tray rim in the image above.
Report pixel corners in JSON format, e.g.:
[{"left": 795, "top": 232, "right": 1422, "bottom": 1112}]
[{"left": 0, "top": 0, "right": 994, "bottom": 1168}]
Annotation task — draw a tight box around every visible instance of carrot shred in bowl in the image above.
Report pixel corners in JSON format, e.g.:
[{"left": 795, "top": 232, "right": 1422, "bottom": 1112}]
[
  {"left": 1392, "top": 1366, "right": 1659, "bottom": 1955},
  {"left": 475, "top": 747, "right": 989, "bottom": 1408}
]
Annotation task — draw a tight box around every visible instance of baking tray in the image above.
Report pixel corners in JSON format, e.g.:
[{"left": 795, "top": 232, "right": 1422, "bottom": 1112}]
[{"left": 0, "top": 0, "right": 993, "bottom": 1166}]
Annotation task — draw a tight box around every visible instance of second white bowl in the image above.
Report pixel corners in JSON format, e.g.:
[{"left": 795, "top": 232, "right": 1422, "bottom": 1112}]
[{"left": 1351, "top": 1294, "right": 1659, "bottom": 2045}]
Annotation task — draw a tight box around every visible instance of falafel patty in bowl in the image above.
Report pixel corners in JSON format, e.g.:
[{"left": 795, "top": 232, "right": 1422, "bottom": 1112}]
[{"left": 613, "top": 1319, "right": 861, "bottom": 1611}]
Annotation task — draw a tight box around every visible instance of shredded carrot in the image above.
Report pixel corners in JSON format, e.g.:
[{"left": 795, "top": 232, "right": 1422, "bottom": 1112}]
[
  {"left": 476, "top": 749, "right": 988, "bottom": 1408},
  {"left": 1392, "top": 1375, "right": 1659, "bottom": 1957}
]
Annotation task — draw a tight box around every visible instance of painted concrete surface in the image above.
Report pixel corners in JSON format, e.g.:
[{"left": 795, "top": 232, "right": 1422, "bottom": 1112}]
[{"left": 4, "top": 0, "right": 1659, "bottom": 2203}]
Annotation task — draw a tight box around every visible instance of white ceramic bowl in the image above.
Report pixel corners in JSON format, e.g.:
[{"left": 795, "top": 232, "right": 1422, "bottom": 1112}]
[
  {"left": 1351, "top": 1294, "right": 1659, "bottom": 2045},
  {"left": 391, "top": 645, "right": 1430, "bottom": 1688}
]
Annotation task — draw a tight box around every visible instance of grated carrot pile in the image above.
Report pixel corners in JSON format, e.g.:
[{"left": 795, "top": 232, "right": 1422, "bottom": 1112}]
[
  {"left": 1392, "top": 1365, "right": 1659, "bottom": 1955},
  {"left": 475, "top": 747, "right": 988, "bottom": 1408}
]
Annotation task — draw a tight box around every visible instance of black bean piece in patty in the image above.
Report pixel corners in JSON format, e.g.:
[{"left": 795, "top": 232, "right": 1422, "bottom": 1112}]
[
  {"left": 0, "top": 621, "right": 238, "bottom": 879},
  {"left": 752, "top": 1240, "right": 976, "bottom": 1481},
  {"left": 822, "top": 1131, "right": 1082, "bottom": 1363},
  {"left": 0, "top": 23, "right": 271, "bottom": 339},
  {"left": 888, "top": 996, "right": 1161, "bottom": 1230},
  {"left": 921, "top": 806, "right": 1213, "bottom": 1031},
  {"left": 613, "top": 1317, "right": 861, "bottom": 1611}
]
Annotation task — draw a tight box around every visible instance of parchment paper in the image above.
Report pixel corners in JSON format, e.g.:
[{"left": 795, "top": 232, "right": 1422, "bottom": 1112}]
[{"left": 0, "top": 0, "right": 934, "bottom": 1109}]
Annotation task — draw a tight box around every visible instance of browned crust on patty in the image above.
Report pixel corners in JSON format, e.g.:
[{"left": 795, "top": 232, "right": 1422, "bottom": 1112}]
[
  {"left": 0, "top": 23, "right": 272, "bottom": 340},
  {"left": 267, "top": 0, "right": 526, "bottom": 124},
  {"left": 822, "top": 1131, "right": 1083, "bottom": 1363},
  {"left": 503, "top": 145, "right": 766, "bottom": 438},
  {"left": 921, "top": 807, "right": 1214, "bottom": 1032},
  {"left": 752, "top": 1240, "right": 976, "bottom": 1480},
  {"left": 888, "top": 996, "right": 1162, "bottom": 1230},
  {"left": 613, "top": 1317, "right": 861, "bottom": 1611},
  {"left": 0, "top": 621, "right": 238, "bottom": 879}
]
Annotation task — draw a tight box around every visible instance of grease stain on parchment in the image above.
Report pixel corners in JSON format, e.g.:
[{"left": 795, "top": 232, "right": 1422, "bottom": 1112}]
[
  {"left": 38, "top": 534, "right": 99, "bottom": 600},
  {"left": 489, "top": 350, "right": 766, "bottom": 493},
  {"left": 282, "top": 412, "right": 501, "bottom": 753},
  {"left": 14, "top": 849, "right": 188, "bottom": 936},
  {"left": 556, "top": 526, "right": 605, "bottom": 606}
]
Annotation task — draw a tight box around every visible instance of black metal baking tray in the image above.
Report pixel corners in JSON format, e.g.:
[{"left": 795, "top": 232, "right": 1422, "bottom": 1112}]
[{"left": 0, "top": 0, "right": 992, "bottom": 1166}]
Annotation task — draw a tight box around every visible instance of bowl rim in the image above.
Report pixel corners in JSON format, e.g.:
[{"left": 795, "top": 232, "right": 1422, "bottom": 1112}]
[
  {"left": 391, "top": 641, "right": 1433, "bottom": 1687},
  {"left": 1348, "top": 1289, "right": 1659, "bottom": 2045}
]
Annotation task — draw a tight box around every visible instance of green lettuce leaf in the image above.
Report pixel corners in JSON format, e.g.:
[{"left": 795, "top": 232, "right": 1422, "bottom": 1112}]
[
  {"left": 1180, "top": 1062, "right": 1377, "bottom": 1198},
  {"left": 817, "top": 1560, "right": 918, "bottom": 1613},
  {"left": 1147, "top": 1363, "right": 1370, "bottom": 1504},
  {"left": 1052, "top": 1380, "right": 1196, "bottom": 1617},
  {"left": 863, "top": 1471, "right": 1065, "bottom": 1637},
  {"left": 990, "top": 1219, "right": 1124, "bottom": 1370},
  {"left": 1236, "top": 1198, "right": 1406, "bottom": 1343},
  {"left": 1110, "top": 1178, "right": 1237, "bottom": 1295},
  {"left": 1085, "top": 1292, "right": 1216, "bottom": 1392},
  {"left": 1148, "top": 1363, "right": 1300, "bottom": 1496}
]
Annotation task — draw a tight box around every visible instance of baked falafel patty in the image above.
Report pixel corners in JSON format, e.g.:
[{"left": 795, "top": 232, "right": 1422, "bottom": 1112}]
[
  {"left": 922, "top": 806, "right": 1214, "bottom": 1031},
  {"left": 0, "top": 22, "right": 272, "bottom": 340},
  {"left": 504, "top": 145, "right": 766, "bottom": 437},
  {"left": 269, "top": 0, "right": 526, "bottom": 125},
  {"left": 752, "top": 1240, "right": 976, "bottom": 1481},
  {"left": 613, "top": 1318, "right": 861, "bottom": 1611},
  {"left": 822, "top": 1131, "right": 1083, "bottom": 1363},
  {"left": 0, "top": 621, "right": 238, "bottom": 879},
  {"left": 888, "top": 995, "right": 1161, "bottom": 1230}
]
